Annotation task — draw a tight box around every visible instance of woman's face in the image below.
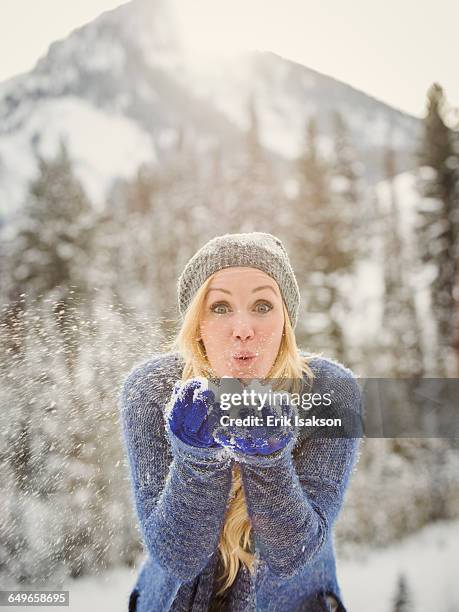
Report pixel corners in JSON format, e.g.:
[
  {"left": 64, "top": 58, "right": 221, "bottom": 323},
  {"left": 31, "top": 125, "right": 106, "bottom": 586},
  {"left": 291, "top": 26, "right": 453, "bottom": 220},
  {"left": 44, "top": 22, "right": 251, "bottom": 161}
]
[{"left": 198, "top": 267, "right": 285, "bottom": 378}]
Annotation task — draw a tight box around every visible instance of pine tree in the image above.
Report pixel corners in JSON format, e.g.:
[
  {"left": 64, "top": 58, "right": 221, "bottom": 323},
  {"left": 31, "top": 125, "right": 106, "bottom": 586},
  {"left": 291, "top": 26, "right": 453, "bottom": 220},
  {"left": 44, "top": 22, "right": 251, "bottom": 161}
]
[
  {"left": 203, "top": 93, "right": 284, "bottom": 236},
  {"left": 231, "top": 93, "right": 281, "bottom": 233},
  {"left": 247, "top": 92, "right": 263, "bottom": 168},
  {"left": 2, "top": 137, "right": 96, "bottom": 373},
  {"left": 101, "top": 142, "right": 208, "bottom": 342},
  {"left": 392, "top": 572, "right": 414, "bottom": 612},
  {"left": 330, "top": 111, "right": 369, "bottom": 365},
  {"left": 331, "top": 111, "right": 370, "bottom": 255},
  {"left": 415, "top": 83, "right": 459, "bottom": 376},
  {"left": 290, "top": 115, "right": 357, "bottom": 360},
  {"left": 331, "top": 111, "right": 360, "bottom": 203},
  {"left": 7, "top": 138, "right": 94, "bottom": 300},
  {"left": 378, "top": 137, "right": 423, "bottom": 377}
]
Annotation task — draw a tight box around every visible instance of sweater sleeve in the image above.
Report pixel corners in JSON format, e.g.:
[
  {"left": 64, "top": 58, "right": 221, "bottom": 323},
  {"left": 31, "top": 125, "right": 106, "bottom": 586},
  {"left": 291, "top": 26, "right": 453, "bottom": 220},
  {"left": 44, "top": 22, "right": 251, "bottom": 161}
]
[
  {"left": 119, "top": 358, "right": 234, "bottom": 583},
  {"left": 237, "top": 361, "right": 363, "bottom": 579}
]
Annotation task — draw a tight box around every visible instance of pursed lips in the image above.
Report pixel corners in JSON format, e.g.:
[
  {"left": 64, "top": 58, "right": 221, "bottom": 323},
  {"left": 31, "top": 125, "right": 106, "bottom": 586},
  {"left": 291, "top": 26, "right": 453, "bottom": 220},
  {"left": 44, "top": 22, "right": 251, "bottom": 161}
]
[{"left": 232, "top": 352, "right": 257, "bottom": 360}]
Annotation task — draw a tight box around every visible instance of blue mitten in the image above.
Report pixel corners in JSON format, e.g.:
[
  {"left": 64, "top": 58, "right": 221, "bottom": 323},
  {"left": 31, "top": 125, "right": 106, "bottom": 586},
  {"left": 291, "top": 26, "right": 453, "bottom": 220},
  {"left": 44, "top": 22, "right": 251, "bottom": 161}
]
[
  {"left": 165, "top": 377, "right": 223, "bottom": 448},
  {"left": 214, "top": 383, "right": 297, "bottom": 456}
]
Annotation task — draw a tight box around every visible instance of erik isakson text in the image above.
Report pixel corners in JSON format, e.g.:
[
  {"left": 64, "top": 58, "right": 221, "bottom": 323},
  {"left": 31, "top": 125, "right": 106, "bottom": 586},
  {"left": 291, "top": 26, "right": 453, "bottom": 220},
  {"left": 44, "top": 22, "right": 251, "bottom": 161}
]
[{"left": 219, "top": 414, "right": 342, "bottom": 428}]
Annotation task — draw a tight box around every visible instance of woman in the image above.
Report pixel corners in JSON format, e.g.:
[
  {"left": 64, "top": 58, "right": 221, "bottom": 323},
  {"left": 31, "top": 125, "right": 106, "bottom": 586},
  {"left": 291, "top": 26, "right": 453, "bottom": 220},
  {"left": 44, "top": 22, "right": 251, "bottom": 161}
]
[{"left": 120, "top": 232, "right": 362, "bottom": 612}]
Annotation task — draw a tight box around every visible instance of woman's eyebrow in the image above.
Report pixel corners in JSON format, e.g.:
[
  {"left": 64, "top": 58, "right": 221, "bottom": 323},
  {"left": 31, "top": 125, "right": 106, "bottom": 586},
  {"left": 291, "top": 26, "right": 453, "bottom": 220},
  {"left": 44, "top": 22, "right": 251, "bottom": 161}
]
[{"left": 206, "top": 285, "right": 277, "bottom": 296}]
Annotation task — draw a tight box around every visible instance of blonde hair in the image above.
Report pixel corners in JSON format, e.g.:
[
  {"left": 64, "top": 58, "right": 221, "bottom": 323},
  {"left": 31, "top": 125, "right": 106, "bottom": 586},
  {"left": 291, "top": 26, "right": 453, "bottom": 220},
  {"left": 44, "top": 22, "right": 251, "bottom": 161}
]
[{"left": 162, "top": 271, "right": 319, "bottom": 595}]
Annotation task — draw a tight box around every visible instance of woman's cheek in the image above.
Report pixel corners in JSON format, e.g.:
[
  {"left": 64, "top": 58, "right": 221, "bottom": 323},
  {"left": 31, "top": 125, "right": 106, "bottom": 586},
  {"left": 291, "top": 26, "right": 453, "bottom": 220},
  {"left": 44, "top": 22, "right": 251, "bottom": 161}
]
[
  {"left": 202, "top": 320, "right": 228, "bottom": 349},
  {"left": 205, "top": 318, "right": 224, "bottom": 339}
]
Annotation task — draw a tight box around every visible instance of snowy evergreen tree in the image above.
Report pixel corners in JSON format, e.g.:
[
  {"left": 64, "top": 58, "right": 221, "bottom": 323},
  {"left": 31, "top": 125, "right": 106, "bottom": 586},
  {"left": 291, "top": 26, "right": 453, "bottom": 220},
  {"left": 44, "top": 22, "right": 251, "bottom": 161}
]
[
  {"left": 392, "top": 572, "right": 414, "bottom": 612},
  {"left": 290, "top": 115, "right": 358, "bottom": 361},
  {"left": 5, "top": 138, "right": 95, "bottom": 301},
  {"left": 415, "top": 83, "right": 459, "bottom": 376},
  {"left": 247, "top": 92, "right": 264, "bottom": 169},
  {"left": 329, "top": 111, "right": 368, "bottom": 365},
  {"left": 331, "top": 110, "right": 375, "bottom": 259},
  {"left": 1, "top": 137, "right": 97, "bottom": 374},
  {"left": 378, "top": 139, "right": 423, "bottom": 377},
  {"left": 97, "top": 140, "right": 212, "bottom": 342},
  {"left": 220, "top": 93, "right": 283, "bottom": 235}
]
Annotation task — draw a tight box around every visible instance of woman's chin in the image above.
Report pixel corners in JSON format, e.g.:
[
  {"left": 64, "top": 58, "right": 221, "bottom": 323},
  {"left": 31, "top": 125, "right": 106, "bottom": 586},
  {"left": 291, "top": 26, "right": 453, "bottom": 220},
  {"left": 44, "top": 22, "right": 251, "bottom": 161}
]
[{"left": 230, "top": 362, "right": 263, "bottom": 379}]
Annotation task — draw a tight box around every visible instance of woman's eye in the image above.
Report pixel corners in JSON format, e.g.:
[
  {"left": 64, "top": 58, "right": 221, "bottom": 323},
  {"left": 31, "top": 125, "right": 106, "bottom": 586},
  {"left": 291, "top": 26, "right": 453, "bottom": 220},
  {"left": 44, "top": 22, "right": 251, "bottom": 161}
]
[
  {"left": 210, "top": 303, "right": 228, "bottom": 314},
  {"left": 210, "top": 301, "right": 273, "bottom": 314},
  {"left": 256, "top": 301, "right": 273, "bottom": 313}
]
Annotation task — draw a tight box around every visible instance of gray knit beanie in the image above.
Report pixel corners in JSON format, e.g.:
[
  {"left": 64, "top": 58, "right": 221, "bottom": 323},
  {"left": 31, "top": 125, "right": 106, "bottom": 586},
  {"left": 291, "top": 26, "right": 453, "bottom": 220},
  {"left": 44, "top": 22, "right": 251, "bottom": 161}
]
[{"left": 177, "top": 232, "right": 300, "bottom": 329}]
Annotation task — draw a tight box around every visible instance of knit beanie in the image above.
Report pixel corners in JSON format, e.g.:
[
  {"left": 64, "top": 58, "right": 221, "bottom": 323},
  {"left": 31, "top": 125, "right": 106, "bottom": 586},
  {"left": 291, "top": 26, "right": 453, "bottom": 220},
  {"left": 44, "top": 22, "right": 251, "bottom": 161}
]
[{"left": 177, "top": 232, "right": 300, "bottom": 329}]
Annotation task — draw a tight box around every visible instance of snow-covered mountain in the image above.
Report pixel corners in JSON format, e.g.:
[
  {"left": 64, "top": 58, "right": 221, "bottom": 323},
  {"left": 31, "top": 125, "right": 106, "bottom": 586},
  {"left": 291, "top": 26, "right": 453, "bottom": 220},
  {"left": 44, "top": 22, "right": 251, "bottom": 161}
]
[
  {"left": 183, "top": 50, "right": 421, "bottom": 166},
  {"left": 0, "top": 0, "right": 421, "bottom": 220}
]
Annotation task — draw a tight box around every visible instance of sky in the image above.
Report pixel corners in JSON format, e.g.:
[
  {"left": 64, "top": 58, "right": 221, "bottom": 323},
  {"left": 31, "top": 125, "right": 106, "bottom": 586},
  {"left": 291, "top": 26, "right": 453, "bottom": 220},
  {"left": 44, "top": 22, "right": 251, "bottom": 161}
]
[{"left": 0, "top": 0, "right": 458, "bottom": 119}]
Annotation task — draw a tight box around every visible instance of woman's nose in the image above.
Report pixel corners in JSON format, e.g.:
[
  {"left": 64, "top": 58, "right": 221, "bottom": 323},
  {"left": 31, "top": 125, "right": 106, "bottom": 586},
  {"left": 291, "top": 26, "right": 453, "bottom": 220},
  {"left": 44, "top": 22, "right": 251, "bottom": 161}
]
[{"left": 232, "top": 315, "right": 255, "bottom": 341}]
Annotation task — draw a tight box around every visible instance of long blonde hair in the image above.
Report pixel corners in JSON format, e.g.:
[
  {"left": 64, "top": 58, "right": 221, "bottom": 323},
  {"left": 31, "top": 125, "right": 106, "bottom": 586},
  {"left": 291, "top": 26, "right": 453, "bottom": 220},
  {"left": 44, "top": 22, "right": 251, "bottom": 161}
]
[{"left": 162, "top": 271, "right": 319, "bottom": 594}]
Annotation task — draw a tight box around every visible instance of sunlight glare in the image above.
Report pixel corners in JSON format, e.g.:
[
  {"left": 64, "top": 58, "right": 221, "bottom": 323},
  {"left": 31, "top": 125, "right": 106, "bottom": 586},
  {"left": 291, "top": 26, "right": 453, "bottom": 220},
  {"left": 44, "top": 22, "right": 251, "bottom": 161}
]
[{"left": 172, "top": 0, "right": 263, "bottom": 68}]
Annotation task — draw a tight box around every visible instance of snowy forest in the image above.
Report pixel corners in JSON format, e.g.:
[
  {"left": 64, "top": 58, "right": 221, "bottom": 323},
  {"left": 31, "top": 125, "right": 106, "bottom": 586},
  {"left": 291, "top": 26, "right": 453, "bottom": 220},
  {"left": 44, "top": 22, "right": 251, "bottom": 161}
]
[{"left": 1, "top": 2, "right": 459, "bottom": 608}]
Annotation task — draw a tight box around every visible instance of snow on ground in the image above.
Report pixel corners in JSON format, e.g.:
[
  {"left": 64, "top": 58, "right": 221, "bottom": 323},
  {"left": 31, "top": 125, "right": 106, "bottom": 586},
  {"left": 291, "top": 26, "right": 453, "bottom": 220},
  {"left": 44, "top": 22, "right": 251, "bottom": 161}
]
[
  {"left": 7, "top": 518, "right": 459, "bottom": 611},
  {"left": 339, "top": 518, "right": 459, "bottom": 612}
]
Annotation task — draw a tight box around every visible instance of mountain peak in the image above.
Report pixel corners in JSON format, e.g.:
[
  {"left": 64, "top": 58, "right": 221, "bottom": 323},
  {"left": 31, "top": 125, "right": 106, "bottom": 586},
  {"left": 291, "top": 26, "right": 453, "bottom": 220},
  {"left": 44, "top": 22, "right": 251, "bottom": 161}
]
[{"left": 0, "top": 1, "right": 421, "bottom": 220}]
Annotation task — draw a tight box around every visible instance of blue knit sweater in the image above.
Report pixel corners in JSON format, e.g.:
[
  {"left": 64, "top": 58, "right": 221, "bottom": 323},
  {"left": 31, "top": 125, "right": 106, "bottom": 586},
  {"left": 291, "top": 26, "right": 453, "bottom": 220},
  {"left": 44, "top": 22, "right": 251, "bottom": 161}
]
[{"left": 119, "top": 350, "right": 362, "bottom": 612}]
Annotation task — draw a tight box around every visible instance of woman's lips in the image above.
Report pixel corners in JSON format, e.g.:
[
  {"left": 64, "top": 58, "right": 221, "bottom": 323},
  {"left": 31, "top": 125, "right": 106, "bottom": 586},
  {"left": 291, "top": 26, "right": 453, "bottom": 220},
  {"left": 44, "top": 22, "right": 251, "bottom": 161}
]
[{"left": 232, "top": 354, "right": 257, "bottom": 365}]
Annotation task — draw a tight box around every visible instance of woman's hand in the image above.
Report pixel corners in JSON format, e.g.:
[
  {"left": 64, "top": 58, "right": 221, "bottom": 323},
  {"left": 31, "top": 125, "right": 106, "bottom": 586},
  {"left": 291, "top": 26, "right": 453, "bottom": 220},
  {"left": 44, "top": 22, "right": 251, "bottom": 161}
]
[
  {"left": 213, "top": 382, "right": 297, "bottom": 456},
  {"left": 166, "top": 377, "right": 223, "bottom": 448}
]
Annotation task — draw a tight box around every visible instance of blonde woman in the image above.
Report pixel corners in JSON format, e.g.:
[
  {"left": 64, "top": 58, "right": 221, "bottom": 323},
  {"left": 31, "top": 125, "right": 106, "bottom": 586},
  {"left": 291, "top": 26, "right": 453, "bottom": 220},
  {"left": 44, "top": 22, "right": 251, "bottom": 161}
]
[{"left": 119, "top": 232, "right": 362, "bottom": 612}]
